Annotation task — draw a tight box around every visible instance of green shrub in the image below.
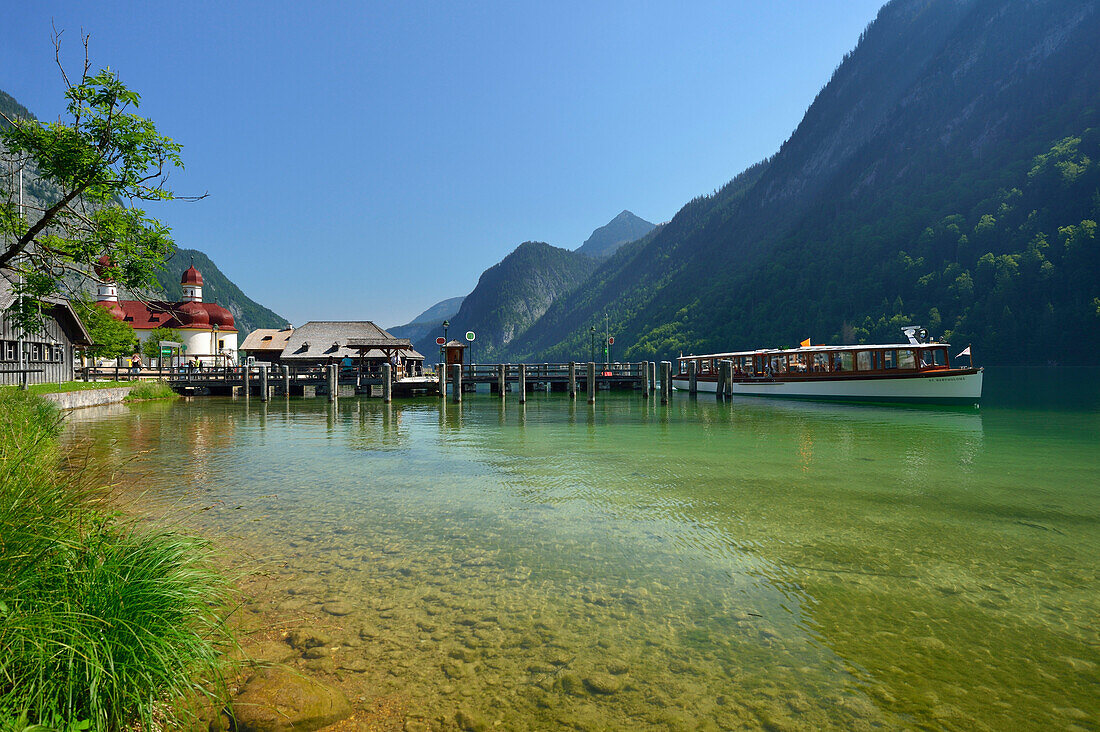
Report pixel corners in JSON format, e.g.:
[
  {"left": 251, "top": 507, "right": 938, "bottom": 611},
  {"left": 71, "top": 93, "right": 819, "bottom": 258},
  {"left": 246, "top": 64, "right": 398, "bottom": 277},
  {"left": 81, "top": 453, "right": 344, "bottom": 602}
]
[
  {"left": 0, "top": 390, "right": 231, "bottom": 731},
  {"left": 123, "top": 380, "right": 178, "bottom": 402}
]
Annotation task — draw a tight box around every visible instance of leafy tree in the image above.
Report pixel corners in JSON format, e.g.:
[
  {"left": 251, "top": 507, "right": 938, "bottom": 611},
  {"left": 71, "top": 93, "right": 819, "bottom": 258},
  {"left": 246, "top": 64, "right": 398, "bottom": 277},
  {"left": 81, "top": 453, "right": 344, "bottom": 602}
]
[
  {"left": 141, "top": 326, "right": 183, "bottom": 359},
  {"left": 74, "top": 299, "right": 137, "bottom": 359},
  {"left": 0, "top": 34, "right": 195, "bottom": 333}
]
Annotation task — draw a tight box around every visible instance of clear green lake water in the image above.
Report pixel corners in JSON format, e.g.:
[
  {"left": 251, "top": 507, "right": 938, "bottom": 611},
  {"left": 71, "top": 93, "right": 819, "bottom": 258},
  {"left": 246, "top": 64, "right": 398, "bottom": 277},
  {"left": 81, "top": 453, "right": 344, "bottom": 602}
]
[{"left": 62, "top": 369, "right": 1099, "bottom": 730}]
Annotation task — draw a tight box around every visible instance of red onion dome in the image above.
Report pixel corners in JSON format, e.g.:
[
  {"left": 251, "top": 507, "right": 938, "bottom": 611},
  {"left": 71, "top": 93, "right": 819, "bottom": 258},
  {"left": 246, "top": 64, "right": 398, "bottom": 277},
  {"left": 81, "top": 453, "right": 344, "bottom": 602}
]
[
  {"left": 181, "top": 265, "right": 204, "bottom": 286},
  {"left": 98, "top": 300, "right": 125, "bottom": 319},
  {"left": 94, "top": 254, "right": 114, "bottom": 281},
  {"left": 205, "top": 302, "right": 235, "bottom": 328},
  {"left": 178, "top": 300, "right": 210, "bottom": 327}
]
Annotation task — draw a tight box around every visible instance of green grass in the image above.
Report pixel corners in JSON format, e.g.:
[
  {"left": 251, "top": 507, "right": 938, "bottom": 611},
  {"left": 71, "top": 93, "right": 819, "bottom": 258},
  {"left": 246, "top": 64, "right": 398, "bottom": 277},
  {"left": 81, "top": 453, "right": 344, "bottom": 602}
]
[
  {"left": 122, "top": 380, "right": 179, "bottom": 402},
  {"left": 0, "top": 381, "right": 136, "bottom": 396},
  {"left": 0, "top": 390, "right": 232, "bottom": 731}
]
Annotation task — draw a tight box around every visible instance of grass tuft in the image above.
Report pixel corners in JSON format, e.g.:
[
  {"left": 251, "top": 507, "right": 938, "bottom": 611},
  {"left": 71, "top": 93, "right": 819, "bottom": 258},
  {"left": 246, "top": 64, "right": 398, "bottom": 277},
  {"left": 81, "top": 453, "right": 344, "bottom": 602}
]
[
  {"left": 0, "top": 390, "right": 231, "bottom": 731},
  {"left": 123, "top": 380, "right": 179, "bottom": 402}
]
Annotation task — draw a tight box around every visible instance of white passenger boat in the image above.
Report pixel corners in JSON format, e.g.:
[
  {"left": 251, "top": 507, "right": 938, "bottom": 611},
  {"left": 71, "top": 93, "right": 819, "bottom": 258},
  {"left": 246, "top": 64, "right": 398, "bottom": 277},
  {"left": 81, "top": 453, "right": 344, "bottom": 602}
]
[{"left": 672, "top": 327, "right": 983, "bottom": 405}]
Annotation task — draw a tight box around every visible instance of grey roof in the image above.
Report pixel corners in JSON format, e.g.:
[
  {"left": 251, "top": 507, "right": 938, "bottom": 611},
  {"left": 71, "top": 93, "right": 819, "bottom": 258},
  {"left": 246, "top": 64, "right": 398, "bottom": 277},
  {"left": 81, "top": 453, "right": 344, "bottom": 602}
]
[
  {"left": 346, "top": 337, "right": 412, "bottom": 349},
  {"left": 280, "top": 321, "right": 423, "bottom": 361},
  {"left": 0, "top": 269, "right": 93, "bottom": 346}
]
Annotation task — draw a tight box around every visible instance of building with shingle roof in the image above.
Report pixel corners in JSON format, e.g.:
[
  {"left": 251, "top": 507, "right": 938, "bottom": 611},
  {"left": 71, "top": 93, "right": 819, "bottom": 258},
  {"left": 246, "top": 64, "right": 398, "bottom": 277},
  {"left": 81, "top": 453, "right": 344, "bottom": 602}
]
[
  {"left": 280, "top": 321, "right": 425, "bottom": 375},
  {"left": 240, "top": 327, "right": 294, "bottom": 364}
]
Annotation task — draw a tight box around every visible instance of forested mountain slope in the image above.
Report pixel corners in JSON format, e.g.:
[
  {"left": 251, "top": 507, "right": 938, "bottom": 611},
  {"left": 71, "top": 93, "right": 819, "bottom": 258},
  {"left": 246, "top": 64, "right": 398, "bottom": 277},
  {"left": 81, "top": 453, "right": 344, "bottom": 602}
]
[
  {"left": 414, "top": 242, "right": 597, "bottom": 361},
  {"left": 389, "top": 296, "right": 465, "bottom": 352},
  {"left": 504, "top": 0, "right": 1100, "bottom": 365}
]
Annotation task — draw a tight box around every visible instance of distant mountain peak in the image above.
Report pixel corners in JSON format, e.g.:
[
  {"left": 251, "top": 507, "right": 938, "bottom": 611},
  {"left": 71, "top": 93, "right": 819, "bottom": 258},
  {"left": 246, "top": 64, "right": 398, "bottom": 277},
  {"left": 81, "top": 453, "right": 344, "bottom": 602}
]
[{"left": 576, "top": 211, "right": 656, "bottom": 259}]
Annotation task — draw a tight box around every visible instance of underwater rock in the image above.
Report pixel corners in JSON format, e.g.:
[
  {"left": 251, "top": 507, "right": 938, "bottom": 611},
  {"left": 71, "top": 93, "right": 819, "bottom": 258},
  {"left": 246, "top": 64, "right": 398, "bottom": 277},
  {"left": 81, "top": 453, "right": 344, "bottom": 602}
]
[
  {"left": 231, "top": 665, "right": 351, "bottom": 732},
  {"left": 583, "top": 673, "right": 622, "bottom": 694},
  {"left": 321, "top": 602, "right": 354, "bottom": 616},
  {"left": 286, "top": 630, "right": 329, "bottom": 650},
  {"left": 338, "top": 657, "right": 370, "bottom": 673},
  {"left": 302, "top": 646, "right": 329, "bottom": 659},
  {"left": 454, "top": 709, "right": 488, "bottom": 732},
  {"left": 557, "top": 672, "right": 585, "bottom": 696}
]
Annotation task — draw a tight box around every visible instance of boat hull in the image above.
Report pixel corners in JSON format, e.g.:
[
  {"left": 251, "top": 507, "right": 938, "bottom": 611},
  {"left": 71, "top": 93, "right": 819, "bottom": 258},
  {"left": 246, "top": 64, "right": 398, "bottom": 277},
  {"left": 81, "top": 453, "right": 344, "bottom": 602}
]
[{"left": 672, "top": 369, "right": 983, "bottom": 405}]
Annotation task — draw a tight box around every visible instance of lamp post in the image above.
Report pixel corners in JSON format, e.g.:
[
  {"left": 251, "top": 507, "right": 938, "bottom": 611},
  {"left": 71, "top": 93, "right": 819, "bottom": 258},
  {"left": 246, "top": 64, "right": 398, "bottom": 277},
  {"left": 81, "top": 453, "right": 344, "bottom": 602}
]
[
  {"left": 441, "top": 320, "right": 450, "bottom": 364},
  {"left": 589, "top": 326, "right": 596, "bottom": 362}
]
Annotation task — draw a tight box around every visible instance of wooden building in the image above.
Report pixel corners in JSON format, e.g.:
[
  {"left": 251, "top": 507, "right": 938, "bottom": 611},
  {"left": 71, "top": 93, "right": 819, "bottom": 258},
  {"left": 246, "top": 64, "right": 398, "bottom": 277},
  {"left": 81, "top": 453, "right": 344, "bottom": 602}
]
[
  {"left": 279, "top": 321, "right": 425, "bottom": 377},
  {"left": 239, "top": 326, "right": 294, "bottom": 365},
  {"left": 0, "top": 269, "right": 93, "bottom": 386}
]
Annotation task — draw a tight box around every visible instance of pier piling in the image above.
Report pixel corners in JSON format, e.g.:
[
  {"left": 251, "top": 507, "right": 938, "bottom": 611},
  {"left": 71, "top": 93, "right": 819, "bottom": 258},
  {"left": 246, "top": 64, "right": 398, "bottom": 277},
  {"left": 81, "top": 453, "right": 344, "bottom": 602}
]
[
  {"left": 649, "top": 361, "right": 657, "bottom": 393},
  {"left": 382, "top": 362, "right": 392, "bottom": 403},
  {"left": 641, "top": 359, "right": 650, "bottom": 397},
  {"left": 716, "top": 361, "right": 727, "bottom": 399},
  {"left": 568, "top": 362, "right": 577, "bottom": 399},
  {"left": 282, "top": 364, "right": 290, "bottom": 396},
  {"left": 260, "top": 366, "right": 268, "bottom": 402},
  {"left": 498, "top": 364, "right": 506, "bottom": 397},
  {"left": 438, "top": 363, "right": 446, "bottom": 398},
  {"left": 452, "top": 363, "right": 462, "bottom": 403},
  {"left": 242, "top": 363, "right": 250, "bottom": 398},
  {"left": 660, "top": 361, "right": 672, "bottom": 405},
  {"left": 327, "top": 364, "right": 336, "bottom": 402},
  {"left": 688, "top": 361, "right": 698, "bottom": 395},
  {"left": 587, "top": 362, "right": 596, "bottom": 404},
  {"left": 518, "top": 364, "right": 527, "bottom": 404}
]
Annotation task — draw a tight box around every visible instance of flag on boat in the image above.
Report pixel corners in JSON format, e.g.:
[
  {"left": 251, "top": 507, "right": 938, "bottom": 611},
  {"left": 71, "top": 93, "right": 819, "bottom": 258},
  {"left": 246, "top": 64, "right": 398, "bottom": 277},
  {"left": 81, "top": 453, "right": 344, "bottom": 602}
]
[
  {"left": 800, "top": 338, "right": 811, "bottom": 347},
  {"left": 956, "top": 346, "right": 972, "bottom": 358}
]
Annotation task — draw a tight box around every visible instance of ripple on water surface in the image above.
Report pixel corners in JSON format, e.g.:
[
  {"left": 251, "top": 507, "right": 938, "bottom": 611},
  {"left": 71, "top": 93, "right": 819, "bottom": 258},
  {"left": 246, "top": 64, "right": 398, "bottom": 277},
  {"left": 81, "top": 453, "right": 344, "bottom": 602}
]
[{"left": 62, "top": 378, "right": 1100, "bottom": 730}]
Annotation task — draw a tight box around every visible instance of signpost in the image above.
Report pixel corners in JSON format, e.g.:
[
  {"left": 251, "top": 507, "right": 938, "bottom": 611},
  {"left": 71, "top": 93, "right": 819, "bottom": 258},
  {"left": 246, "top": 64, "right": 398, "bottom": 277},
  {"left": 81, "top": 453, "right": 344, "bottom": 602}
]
[
  {"left": 607, "top": 336, "right": 614, "bottom": 366},
  {"left": 436, "top": 336, "right": 446, "bottom": 365},
  {"left": 466, "top": 331, "right": 475, "bottom": 365}
]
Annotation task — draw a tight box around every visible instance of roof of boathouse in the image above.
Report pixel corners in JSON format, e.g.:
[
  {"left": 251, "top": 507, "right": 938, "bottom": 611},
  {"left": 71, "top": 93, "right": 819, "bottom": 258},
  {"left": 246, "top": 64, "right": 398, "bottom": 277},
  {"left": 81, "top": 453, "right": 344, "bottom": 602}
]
[
  {"left": 280, "top": 321, "right": 424, "bottom": 361},
  {"left": 240, "top": 327, "right": 294, "bottom": 352}
]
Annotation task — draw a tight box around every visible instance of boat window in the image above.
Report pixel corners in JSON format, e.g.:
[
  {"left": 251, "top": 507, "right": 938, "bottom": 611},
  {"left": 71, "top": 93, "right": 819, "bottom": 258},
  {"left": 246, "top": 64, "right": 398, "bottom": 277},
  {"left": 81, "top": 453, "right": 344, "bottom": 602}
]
[
  {"left": 833, "top": 352, "right": 853, "bottom": 372},
  {"left": 898, "top": 349, "right": 916, "bottom": 369},
  {"left": 701, "top": 360, "right": 712, "bottom": 374},
  {"left": 883, "top": 350, "right": 897, "bottom": 369},
  {"left": 769, "top": 354, "right": 787, "bottom": 374},
  {"left": 856, "top": 350, "right": 874, "bottom": 371},
  {"left": 790, "top": 353, "right": 808, "bottom": 373},
  {"left": 812, "top": 353, "right": 829, "bottom": 372},
  {"left": 932, "top": 348, "right": 947, "bottom": 366}
]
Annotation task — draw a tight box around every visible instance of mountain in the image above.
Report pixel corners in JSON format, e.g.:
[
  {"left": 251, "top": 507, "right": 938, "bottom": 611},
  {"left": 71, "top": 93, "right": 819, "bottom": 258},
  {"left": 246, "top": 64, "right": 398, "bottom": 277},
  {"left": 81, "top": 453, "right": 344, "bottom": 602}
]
[
  {"left": 1, "top": 88, "right": 289, "bottom": 340},
  {"left": 576, "top": 210, "right": 656, "bottom": 258},
  {"left": 502, "top": 0, "right": 1100, "bottom": 366},
  {"left": 155, "top": 248, "right": 289, "bottom": 337},
  {"left": 388, "top": 296, "right": 465, "bottom": 351},
  {"left": 412, "top": 242, "right": 598, "bottom": 362}
]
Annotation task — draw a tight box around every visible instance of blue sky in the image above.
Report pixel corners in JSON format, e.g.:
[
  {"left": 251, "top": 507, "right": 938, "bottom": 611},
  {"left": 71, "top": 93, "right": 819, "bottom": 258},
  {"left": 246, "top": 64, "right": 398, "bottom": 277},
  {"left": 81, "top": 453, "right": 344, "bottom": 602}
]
[{"left": 4, "top": 1, "right": 885, "bottom": 327}]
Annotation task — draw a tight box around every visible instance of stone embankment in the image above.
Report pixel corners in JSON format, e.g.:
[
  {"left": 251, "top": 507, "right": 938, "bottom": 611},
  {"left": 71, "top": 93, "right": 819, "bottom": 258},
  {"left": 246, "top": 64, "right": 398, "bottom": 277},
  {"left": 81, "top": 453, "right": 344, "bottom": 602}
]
[{"left": 42, "top": 386, "right": 134, "bottom": 410}]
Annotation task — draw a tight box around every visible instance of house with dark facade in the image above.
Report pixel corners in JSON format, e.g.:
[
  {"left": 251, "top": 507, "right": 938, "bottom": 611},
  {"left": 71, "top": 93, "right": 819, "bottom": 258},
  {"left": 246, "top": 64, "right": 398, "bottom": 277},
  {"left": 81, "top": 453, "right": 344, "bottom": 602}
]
[{"left": 0, "top": 269, "right": 93, "bottom": 386}]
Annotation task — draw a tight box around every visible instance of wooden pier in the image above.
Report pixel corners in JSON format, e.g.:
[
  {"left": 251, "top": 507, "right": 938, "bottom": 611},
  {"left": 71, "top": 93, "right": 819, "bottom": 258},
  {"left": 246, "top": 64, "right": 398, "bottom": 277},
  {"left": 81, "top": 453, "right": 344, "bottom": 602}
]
[{"left": 81, "top": 361, "right": 666, "bottom": 402}]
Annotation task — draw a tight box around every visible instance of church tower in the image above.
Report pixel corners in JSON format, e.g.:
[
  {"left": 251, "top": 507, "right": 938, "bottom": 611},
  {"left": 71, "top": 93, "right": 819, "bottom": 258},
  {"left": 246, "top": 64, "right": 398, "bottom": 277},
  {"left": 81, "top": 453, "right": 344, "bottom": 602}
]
[{"left": 181, "top": 262, "right": 204, "bottom": 302}]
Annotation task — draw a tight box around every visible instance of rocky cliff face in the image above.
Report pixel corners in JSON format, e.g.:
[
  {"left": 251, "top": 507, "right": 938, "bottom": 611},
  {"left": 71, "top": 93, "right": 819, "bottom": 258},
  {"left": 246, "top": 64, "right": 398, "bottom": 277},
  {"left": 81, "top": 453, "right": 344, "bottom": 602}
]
[{"left": 576, "top": 210, "right": 656, "bottom": 259}]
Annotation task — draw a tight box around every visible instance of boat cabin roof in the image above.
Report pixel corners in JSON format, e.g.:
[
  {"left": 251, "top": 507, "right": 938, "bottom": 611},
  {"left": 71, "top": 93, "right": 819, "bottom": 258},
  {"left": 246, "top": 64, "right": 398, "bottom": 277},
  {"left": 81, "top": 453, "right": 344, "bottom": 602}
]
[{"left": 681, "top": 342, "right": 950, "bottom": 360}]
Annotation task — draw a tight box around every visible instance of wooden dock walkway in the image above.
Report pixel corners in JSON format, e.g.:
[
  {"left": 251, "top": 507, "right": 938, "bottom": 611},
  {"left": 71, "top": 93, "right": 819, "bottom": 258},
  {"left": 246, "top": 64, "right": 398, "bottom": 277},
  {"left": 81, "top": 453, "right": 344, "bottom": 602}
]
[{"left": 80, "top": 361, "right": 677, "bottom": 404}]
